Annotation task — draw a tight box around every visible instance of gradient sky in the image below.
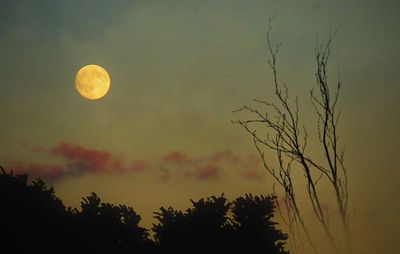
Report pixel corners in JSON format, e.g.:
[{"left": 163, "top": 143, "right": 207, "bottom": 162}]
[{"left": 1, "top": 1, "right": 399, "bottom": 253}]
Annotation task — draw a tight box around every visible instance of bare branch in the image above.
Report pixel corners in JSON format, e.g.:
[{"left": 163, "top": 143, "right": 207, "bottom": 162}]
[{"left": 233, "top": 25, "right": 351, "bottom": 254}]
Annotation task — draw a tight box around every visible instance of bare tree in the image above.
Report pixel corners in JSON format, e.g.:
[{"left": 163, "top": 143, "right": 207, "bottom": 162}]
[{"left": 233, "top": 26, "right": 351, "bottom": 254}]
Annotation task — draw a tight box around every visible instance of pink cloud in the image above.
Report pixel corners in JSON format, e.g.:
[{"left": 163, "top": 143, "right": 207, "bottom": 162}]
[
  {"left": 195, "top": 164, "right": 219, "bottom": 181},
  {"left": 12, "top": 163, "right": 64, "bottom": 182},
  {"left": 162, "top": 151, "right": 189, "bottom": 164},
  {"left": 110, "top": 158, "right": 125, "bottom": 174},
  {"left": 210, "top": 150, "right": 239, "bottom": 164},
  {"left": 247, "top": 153, "right": 262, "bottom": 166},
  {"left": 12, "top": 142, "right": 266, "bottom": 183},
  {"left": 10, "top": 143, "right": 127, "bottom": 181},
  {"left": 51, "top": 142, "right": 112, "bottom": 173},
  {"left": 130, "top": 160, "right": 148, "bottom": 172}
]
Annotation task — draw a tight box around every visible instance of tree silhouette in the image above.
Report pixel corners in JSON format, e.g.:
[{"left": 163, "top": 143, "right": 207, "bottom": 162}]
[
  {"left": 0, "top": 167, "right": 91, "bottom": 253},
  {"left": 152, "top": 207, "right": 187, "bottom": 253},
  {"left": 0, "top": 168, "right": 150, "bottom": 254},
  {"left": 231, "top": 194, "right": 288, "bottom": 254},
  {"left": 153, "top": 196, "right": 231, "bottom": 254},
  {"left": 153, "top": 194, "right": 289, "bottom": 254},
  {"left": 73, "top": 192, "right": 151, "bottom": 254},
  {"left": 184, "top": 196, "right": 231, "bottom": 253},
  {"left": 0, "top": 168, "right": 289, "bottom": 254}
]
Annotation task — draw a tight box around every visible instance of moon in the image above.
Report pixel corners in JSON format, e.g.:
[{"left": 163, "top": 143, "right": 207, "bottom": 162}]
[{"left": 75, "top": 64, "right": 111, "bottom": 100}]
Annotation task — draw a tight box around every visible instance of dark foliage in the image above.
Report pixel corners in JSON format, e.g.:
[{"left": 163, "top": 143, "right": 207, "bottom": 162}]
[
  {"left": 0, "top": 167, "right": 288, "bottom": 254},
  {"left": 231, "top": 194, "right": 288, "bottom": 253},
  {"left": 0, "top": 168, "right": 92, "bottom": 253},
  {"left": 72, "top": 192, "right": 152, "bottom": 253},
  {"left": 0, "top": 167, "right": 150, "bottom": 254},
  {"left": 153, "top": 196, "right": 232, "bottom": 254},
  {"left": 153, "top": 194, "right": 288, "bottom": 254}
]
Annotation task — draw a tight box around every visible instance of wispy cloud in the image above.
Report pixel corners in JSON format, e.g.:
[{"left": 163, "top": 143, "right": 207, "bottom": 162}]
[
  {"left": 162, "top": 151, "right": 189, "bottom": 164},
  {"left": 129, "top": 159, "right": 148, "bottom": 172},
  {"left": 10, "top": 142, "right": 264, "bottom": 183},
  {"left": 11, "top": 162, "right": 64, "bottom": 182},
  {"left": 51, "top": 142, "right": 114, "bottom": 173},
  {"left": 195, "top": 164, "right": 220, "bottom": 181},
  {"left": 155, "top": 149, "right": 262, "bottom": 182}
]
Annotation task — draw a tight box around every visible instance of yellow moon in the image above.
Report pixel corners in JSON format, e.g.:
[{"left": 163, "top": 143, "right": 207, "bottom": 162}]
[{"left": 75, "top": 64, "right": 111, "bottom": 100}]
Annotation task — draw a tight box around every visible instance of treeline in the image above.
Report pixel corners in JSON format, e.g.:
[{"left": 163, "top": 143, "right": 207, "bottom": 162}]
[{"left": 0, "top": 168, "right": 289, "bottom": 254}]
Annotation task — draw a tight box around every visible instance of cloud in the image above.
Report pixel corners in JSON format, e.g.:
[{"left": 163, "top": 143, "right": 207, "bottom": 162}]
[
  {"left": 157, "top": 149, "right": 262, "bottom": 182},
  {"left": 11, "top": 162, "right": 63, "bottom": 182},
  {"left": 51, "top": 142, "right": 113, "bottom": 173},
  {"left": 161, "top": 151, "right": 189, "bottom": 164},
  {"left": 210, "top": 150, "right": 239, "bottom": 164},
  {"left": 12, "top": 142, "right": 265, "bottom": 183},
  {"left": 129, "top": 160, "right": 148, "bottom": 172},
  {"left": 22, "top": 142, "right": 127, "bottom": 180},
  {"left": 195, "top": 164, "right": 220, "bottom": 181}
]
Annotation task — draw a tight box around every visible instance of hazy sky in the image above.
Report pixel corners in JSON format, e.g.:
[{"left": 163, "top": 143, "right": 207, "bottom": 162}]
[{"left": 1, "top": 1, "right": 399, "bottom": 253}]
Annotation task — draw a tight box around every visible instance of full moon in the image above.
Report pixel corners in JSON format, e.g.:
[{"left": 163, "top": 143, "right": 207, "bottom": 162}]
[{"left": 75, "top": 64, "right": 111, "bottom": 100}]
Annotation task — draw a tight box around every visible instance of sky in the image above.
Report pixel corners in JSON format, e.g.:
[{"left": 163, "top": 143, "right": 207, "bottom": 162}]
[{"left": 1, "top": 0, "right": 399, "bottom": 253}]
